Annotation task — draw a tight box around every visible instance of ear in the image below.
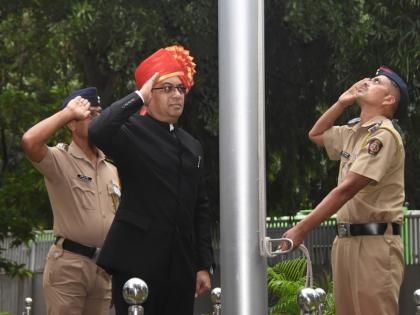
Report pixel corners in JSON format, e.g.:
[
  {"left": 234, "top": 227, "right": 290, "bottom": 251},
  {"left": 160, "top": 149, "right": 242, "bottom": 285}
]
[{"left": 383, "top": 94, "right": 396, "bottom": 107}]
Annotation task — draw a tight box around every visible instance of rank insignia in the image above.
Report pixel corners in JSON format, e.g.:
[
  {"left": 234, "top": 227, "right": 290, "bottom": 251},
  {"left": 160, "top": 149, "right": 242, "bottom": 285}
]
[
  {"left": 340, "top": 151, "right": 351, "bottom": 159},
  {"left": 367, "top": 138, "right": 383, "bottom": 156}
]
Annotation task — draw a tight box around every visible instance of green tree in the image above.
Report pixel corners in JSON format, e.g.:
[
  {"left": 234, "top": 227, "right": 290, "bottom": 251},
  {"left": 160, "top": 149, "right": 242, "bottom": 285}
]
[{"left": 265, "top": 0, "right": 420, "bottom": 214}]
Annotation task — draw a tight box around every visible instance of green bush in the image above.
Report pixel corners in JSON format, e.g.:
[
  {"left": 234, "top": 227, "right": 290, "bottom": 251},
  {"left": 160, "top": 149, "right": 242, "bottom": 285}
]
[{"left": 267, "top": 257, "right": 335, "bottom": 315}]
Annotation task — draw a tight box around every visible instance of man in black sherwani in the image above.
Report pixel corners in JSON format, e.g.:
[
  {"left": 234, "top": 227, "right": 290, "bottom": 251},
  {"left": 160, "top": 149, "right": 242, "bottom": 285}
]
[{"left": 89, "top": 45, "right": 214, "bottom": 315}]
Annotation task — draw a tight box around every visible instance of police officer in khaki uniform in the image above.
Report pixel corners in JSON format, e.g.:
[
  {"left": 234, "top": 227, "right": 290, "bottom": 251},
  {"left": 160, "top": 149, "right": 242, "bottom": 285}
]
[
  {"left": 282, "top": 66, "right": 409, "bottom": 315},
  {"left": 21, "top": 87, "right": 120, "bottom": 315}
]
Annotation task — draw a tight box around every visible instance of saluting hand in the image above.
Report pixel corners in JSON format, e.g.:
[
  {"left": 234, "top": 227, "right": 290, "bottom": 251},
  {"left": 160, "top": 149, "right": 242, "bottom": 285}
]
[
  {"left": 65, "top": 96, "right": 92, "bottom": 120},
  {"left": 139, "top": 72, "right": 160, "bottom": 105},
  {"left": 338, "top": 78, "right": 369, "bottom": 107}
]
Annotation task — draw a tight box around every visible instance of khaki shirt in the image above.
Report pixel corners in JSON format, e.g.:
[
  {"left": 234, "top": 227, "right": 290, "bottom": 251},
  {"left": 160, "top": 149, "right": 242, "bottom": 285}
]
[
  {"left": 323, "top": 115, "right": 404, "bottom": 224},
  {"left": 32, "top": 141, "right": 120, "bottom": 247}
]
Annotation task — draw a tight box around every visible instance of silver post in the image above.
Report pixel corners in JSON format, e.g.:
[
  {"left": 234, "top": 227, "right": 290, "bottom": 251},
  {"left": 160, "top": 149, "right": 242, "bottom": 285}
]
[
  {"left": 123, "top": 278, "right": 149, "bottom": 315},
  {"left": 21, "top": 297, "right": 32, "bottom": 315},
  {"left": 211, "top": 287, "right": 222, "bottom": 315},
  {"left": 414, "top": 289, "right": 420, "bottom": 315},
  {"left": 219, "top": 0, "right": 268, "bottom": 313}
]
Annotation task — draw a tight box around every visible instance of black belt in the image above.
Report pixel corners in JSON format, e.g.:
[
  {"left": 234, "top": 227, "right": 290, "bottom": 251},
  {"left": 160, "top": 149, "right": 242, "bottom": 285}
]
[
  {"left": 55, "top": 237, "right": 99, "bottom": 259},
  {"left": 336, "top": 223, "right": 400, "bottom": 237}
]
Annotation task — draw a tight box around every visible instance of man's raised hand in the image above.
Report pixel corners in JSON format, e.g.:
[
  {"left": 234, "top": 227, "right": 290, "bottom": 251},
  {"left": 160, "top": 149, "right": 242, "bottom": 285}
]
[
  {"left": 65, "top": 96, "right": 92, "bottom": 120},
  {"left": 139, "top": 72, "right": 159, "bottom": 105},
  {"left": 338, "top": 78, "right": 369, "bottom": 107}
]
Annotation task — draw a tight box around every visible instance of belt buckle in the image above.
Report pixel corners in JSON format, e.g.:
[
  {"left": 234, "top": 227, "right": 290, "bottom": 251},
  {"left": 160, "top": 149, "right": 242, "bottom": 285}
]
[{"left": 337, "top": 223, "right": 351, "bottom": 237}]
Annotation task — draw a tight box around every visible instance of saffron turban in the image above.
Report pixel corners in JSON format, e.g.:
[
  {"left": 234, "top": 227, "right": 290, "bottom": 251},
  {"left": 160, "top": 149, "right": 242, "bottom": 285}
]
[{"left": 134, "top": 45, "right": 196, "bottom": 91}]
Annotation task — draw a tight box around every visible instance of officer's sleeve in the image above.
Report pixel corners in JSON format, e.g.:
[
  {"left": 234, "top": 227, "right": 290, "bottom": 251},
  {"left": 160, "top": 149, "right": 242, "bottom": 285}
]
[
  {"left": 30, "top": 146, "right": 63, "bottom": 182},
  {"left": 322, "top": 126, "right": 345, "bottom": 161},
  {"left": 194, "top": 149, "right": 215, "bottom": 273},
  {"left": 88, "top": 92, "right": 144, "bottom": 159},
  {"left": 350, "top": 129, "right": 399, "bottom": 182}
]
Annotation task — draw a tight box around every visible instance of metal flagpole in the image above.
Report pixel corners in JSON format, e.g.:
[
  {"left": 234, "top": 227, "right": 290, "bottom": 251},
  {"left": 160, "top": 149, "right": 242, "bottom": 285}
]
[{"left": 219, "top": 0, "right": 268, "bottom": 313}]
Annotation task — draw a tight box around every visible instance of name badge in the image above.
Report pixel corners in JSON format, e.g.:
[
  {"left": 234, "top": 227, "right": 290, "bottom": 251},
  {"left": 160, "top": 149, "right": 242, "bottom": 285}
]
[
  {"left": 111, "top": 180, "right": 121, "bottom": 197},
  {"left": 77, "top": 174, "right": 92, "bottom": 182}
]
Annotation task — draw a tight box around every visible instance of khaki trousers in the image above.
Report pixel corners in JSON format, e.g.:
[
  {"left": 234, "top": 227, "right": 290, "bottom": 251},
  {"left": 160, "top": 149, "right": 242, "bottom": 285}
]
[
  {"left": 43, "top": 244, "right": 111, "bottom": 315},
  {"left": 331, "top": 232, "right": 404, "bottom": 315}
]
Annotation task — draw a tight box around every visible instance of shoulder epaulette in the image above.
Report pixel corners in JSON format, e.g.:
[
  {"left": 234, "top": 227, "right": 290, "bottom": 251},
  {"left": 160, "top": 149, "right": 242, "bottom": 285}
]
[
  {"left": 57, "top": 143, "right": 69, "bottom": 151},
  {"left": 367, "top": 121, "right": 383, "bottom": 133},
  {"left": 377, "top": 126, "right": 402, "bottom": 149},
  {"left": 105, "top": 157, "right": 116, "bottom": 165},
  {"left": 347, "top": 117, "right": 361, "bottom": 126}
]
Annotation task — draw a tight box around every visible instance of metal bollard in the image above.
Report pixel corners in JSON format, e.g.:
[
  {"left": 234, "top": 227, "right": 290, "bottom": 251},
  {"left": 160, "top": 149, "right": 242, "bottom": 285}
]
[
  {"left": 314, "top": 288, "right": 326, "bottom": 315},
  {"left": 297, "top": 287, "right": 326, "bottom": 315},
  {"left": 414, "top": 289, "right": 420, "bottom": 315},
  {"left": 21, "top": 297, "right": 32, "bottom": 315},
  {"left": 297, "top": 287, "right": 319, "bottom": 315},
  {"left": 211, "top": 287, "right": 222, "bottom": 315},
  {"left": 123, "top": 278, "right": 149, "bottom": 315}
]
